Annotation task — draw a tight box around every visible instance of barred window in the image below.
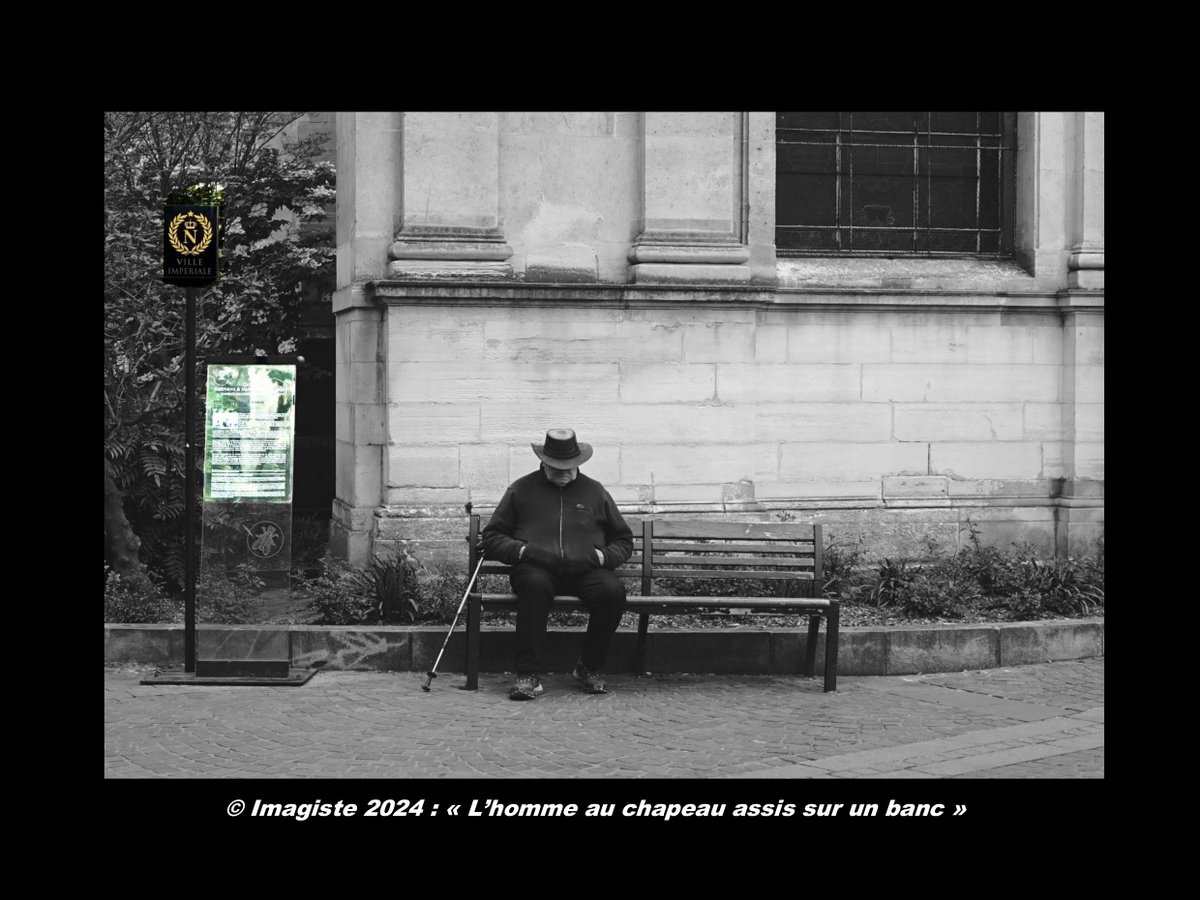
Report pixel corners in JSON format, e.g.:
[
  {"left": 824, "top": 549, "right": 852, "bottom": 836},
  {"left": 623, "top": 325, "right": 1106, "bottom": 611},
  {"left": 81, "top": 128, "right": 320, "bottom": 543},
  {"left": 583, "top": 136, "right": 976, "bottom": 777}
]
[{"left": 776, "top": 112, "right": 1015, "bottom": 256}]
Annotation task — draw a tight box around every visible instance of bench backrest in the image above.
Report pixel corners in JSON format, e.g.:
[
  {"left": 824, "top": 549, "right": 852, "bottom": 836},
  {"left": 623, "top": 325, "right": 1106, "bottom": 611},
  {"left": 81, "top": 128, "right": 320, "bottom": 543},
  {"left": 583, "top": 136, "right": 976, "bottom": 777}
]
[{"left": 468, "top": 515, "right": 822, "bottom": 596}]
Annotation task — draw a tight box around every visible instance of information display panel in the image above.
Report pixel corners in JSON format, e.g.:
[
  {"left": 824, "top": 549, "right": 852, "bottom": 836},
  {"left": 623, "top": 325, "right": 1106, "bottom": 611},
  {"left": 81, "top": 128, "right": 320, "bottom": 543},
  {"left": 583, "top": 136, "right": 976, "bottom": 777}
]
[
  {"left": 201, "top": 362, "right": 296, "bottom": 582},
  {"left": 204, "top": 363, "right": 296, "bottom": 503}
]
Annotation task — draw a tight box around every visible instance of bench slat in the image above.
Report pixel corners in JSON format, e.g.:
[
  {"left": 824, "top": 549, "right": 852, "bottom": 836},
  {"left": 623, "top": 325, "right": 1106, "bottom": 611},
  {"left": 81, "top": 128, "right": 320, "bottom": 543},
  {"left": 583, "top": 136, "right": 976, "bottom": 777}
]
[
  {"left": 650, "top": 568, "right": 813, "bottom": 580},
  {"left": 652, "top": 556, "right": 815, "bottom": 568},
  {"left": 476, "top": 593, "right": 831, "bottom": 610},
  {"left": 651, "top": 520, "right": 818, "bottom": 540},
  {"left": 483, "top": 562, "right": 811, "bottom": 575},
  {"left": 480, "top": 565, "right": 644, "bottom": 578},
  {"left": 651, "top": 542, "right": 814, "bottom": 555}
]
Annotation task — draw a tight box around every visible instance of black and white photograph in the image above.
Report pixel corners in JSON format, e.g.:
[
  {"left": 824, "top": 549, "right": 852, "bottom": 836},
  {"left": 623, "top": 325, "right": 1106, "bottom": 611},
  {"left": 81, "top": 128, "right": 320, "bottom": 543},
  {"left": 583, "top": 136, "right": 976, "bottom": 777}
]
[{"left": 104, "top": 111, "right": 1104, "bottom": 824}]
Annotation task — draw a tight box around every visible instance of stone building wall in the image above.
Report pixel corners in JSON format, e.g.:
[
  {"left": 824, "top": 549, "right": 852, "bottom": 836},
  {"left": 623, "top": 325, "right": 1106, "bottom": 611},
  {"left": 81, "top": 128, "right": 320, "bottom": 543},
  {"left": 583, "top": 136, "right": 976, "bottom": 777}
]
[{"left": 330, "top": 112, "right": 1104, "bottom": 566}]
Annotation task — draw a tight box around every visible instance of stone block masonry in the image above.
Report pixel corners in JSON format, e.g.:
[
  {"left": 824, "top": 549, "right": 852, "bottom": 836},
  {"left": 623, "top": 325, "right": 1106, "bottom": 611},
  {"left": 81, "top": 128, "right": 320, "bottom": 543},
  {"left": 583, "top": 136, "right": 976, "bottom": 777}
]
[
  {"left": 329, "top": 112, "right": 1102, "bottom": 566},
  {"left": 364, "top": 287, "right": 1102, "bottom": 564}
]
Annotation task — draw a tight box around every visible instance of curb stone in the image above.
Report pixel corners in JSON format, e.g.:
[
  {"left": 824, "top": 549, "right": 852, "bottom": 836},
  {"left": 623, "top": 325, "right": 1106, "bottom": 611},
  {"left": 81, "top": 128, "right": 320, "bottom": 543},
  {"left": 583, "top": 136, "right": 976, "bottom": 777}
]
[{"left": 104, "top": 618, "right": 1103, "bottom": 676}]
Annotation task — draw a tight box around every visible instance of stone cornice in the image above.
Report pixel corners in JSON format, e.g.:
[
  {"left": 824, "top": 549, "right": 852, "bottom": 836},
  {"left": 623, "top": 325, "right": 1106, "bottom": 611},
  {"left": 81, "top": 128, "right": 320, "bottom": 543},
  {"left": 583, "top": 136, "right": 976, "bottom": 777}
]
[
  {"left": 1056, "top": 290, "right": 1105, "bottom": 309},
  {"left": 364, "top": 279, "right": 1096, "bottom": 313}
]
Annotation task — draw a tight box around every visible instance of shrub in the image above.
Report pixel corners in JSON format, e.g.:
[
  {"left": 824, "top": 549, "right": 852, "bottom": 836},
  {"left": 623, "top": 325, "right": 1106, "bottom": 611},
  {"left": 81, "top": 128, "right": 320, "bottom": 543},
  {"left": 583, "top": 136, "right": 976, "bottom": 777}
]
[
  {"left": 414, "top": 564, "right": 472, "bottom": 624},
  {"left": 367, "top": 545, "right": 423, "bottom": 624},
  {"left": 821, "top": 535, "right": 866, "bottom": 600},
  {"left": 196, "top": 564, "right": 264, "bottom": 624},
  {"left": 995, "top": 554, "right": 1105, "bottom": 619},
  {"left": 867, "top": 558, "right": 913, "bottom": 608},
  {"left": 300, "top": 554, "right": 378, "bottom": 625},
  {"left": 105, "top": 561, "right": 265, "bottom": 624},
  {"left": 295, "top": 542, "right": 472, "bottom": 626},
  {"left": 104, "top": 565, "right": 175, "bottom": 623},
  {"left": 897, "top": 569, "right": 979, "bottom": 618},
  {"left": 823, "top": 520, "right": 1104, "bottom": 621}
]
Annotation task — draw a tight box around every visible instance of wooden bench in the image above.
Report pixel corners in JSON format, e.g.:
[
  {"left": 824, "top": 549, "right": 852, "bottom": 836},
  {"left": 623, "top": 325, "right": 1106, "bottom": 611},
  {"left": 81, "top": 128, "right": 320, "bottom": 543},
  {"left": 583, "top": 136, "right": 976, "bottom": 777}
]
[{"left": 463, "top": 515, "right": 839, "bottom": 691}]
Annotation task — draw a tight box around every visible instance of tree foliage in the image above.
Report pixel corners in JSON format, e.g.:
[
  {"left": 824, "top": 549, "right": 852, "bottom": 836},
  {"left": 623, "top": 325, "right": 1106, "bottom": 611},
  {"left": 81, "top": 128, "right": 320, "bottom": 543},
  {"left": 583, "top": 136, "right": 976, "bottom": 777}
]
[{"left": 104, "top": 111, "right": 335, "bottom": 590}]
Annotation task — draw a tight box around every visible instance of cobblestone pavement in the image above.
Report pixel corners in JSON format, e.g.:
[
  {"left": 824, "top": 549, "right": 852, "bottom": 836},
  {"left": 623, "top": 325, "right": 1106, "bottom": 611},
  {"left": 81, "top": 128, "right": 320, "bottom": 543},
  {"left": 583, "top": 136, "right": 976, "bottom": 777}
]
[{"left": 105, "top": 658, "right": 1102, "bottom": 781}]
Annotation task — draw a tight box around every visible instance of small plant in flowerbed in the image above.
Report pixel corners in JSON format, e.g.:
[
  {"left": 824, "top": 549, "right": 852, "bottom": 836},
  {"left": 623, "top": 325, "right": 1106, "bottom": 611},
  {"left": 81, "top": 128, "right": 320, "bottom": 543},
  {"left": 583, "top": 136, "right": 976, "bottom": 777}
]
[
  {"left": 298, "top": 543, "right": 424, "bottom": 626},
  {"left": 588, "top": 525, "right": 1105, "bottom": 629},
  {"left": 107, "top": 526, "right": 1104, "bottom": 629},
  {"left": 297, "top": 554, "right": 510, "bottom": 627},
  {"left": 830, "top": 524, "right": 1105, "bottom": 625},
  {"left": 104, "top": 565, "right": 177, "bottom": 624},
  {"left": 298, "top": 555, "right": 379, "bottom": 625},
  {"left": 196, "top": 565, "right": 265, "bottom": 624},
  {"left": 413, "top": 563, "right": 478, "bottom": 623},
  {"left": 104, "top": 562, "right": 268, "bottom": 624}
]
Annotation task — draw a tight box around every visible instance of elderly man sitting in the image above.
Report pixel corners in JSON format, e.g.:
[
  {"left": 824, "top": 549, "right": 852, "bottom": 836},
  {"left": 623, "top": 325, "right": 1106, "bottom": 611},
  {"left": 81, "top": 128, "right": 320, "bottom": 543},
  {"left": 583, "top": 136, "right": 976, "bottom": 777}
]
[{"left": 481, "top": 428, "right": 633, "bottom": 700}]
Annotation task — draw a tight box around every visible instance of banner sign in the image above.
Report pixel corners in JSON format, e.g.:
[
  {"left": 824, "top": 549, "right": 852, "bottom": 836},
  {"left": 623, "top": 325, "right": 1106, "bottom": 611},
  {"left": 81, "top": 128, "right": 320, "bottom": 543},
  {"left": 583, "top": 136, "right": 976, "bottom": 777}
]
[
  {"left": 163, "top": 204, "right": 220, "bottom": 286},
  {"left": 203, "top": 364, "right": 296, "bottom": 503}
]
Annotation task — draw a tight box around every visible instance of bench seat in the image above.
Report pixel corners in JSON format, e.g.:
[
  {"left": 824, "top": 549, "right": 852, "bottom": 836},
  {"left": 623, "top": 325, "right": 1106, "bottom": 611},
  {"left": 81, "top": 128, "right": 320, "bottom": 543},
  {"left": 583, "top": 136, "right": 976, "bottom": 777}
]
[{"left": 476, "top": 593, "right": 832, "bottom": 612}]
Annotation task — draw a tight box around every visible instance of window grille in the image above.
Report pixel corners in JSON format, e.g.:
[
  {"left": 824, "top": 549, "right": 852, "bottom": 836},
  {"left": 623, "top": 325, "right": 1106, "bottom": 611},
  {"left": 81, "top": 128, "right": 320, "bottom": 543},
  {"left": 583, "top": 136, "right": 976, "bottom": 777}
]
[{"left": 776, "top": 112, "right": 1015, "bottom": 256}]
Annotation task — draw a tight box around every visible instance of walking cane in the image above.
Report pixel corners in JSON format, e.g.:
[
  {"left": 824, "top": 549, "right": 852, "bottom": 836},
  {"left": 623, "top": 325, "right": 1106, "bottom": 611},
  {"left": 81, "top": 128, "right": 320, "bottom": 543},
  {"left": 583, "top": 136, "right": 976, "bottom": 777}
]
[{"left": 422, "top": 506, "right": 486, "bottom": 692}]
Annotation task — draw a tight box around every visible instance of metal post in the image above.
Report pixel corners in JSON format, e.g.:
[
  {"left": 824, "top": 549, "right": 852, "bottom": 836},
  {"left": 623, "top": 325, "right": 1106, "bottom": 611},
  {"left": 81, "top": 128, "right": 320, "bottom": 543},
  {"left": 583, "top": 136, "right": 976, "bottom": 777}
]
[{"left": 184, "top": 287, "right": 197, "bottom": 672}]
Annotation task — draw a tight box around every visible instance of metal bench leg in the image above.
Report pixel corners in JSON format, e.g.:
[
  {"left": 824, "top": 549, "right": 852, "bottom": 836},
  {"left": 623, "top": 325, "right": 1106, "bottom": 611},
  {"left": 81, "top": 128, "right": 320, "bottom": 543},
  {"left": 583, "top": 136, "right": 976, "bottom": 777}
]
[
  {"left": 804, "top": 614, "right": 820, "bottom": 677},
  {"left": 465, "top": 594, "right": 481, "bottom": 690},
  {"left": 635, "top": 613, "right": 650, "bottom": 673},
  {"left": 823, "top": 601, "right": 839, "bottom": 692}
]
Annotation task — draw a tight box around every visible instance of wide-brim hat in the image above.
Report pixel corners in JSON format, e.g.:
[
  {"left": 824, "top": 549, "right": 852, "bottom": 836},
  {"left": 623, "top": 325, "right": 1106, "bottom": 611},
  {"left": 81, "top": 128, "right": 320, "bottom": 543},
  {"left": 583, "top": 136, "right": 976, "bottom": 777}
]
[{"left": 532, "top": 428, "right": 593, "bottom": 469}]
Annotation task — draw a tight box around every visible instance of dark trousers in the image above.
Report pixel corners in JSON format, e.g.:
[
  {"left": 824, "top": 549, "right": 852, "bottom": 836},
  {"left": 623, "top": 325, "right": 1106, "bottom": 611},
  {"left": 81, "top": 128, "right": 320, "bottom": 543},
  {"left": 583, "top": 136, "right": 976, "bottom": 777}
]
[{"left": 509, "top": 564, "right": 627, "bottom": 674}]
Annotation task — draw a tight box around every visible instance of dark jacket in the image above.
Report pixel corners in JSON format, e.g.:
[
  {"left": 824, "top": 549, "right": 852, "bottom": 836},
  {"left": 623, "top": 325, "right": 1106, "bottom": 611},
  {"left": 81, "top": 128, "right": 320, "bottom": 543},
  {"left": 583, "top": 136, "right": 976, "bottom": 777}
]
[{"left": 481, "top": 469, "right": 634, "bottom": 575}]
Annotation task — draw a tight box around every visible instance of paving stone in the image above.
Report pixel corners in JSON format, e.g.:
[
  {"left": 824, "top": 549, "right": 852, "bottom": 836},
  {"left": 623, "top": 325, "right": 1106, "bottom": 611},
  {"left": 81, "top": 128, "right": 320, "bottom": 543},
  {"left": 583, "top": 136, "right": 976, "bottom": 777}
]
[{"left": 106, "top": 658, "right": 1103, "bottom": 781}]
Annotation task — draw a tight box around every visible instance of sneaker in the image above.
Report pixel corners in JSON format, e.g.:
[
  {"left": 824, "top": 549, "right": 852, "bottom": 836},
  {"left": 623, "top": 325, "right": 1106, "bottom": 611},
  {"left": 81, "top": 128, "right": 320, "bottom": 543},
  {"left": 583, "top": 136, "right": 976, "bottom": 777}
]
[
  {"left": 509, "top": 673, "right": 544, "bottom": 701},
  {"left": 571, "top": 658, "right": 607, "bottom": 694}
]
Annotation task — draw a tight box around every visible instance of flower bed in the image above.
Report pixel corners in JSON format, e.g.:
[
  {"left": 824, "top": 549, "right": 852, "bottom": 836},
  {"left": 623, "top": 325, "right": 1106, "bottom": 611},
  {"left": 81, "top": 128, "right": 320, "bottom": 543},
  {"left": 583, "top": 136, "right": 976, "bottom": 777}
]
[{"left": 105, "top": 526, "right": 1104, "bottom": 629}]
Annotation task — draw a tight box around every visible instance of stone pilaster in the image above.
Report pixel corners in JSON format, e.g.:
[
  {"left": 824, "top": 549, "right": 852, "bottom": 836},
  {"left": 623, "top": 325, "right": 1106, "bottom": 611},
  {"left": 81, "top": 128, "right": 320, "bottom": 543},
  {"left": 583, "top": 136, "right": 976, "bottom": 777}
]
[
  {"left": 1055, "top": 296, "right": 1104, "bottom": 557},
  {"left": 629, "top": 112, "right": 751, "bottom": 284},
  {"left": 1053, "top": 113, "right": 1104, "bottom": 556},
  {"left": 389, "top": 112, "right": 513, "bottom": 279},
  {"left": 330, "top": 112, "right": 397, "bottom": 563},
  {"left": 1067, "top": 112, "right": 1104, "bottom": 290},
  {"left": 745, "top": 112, "right": 778, "bottom": 286}
]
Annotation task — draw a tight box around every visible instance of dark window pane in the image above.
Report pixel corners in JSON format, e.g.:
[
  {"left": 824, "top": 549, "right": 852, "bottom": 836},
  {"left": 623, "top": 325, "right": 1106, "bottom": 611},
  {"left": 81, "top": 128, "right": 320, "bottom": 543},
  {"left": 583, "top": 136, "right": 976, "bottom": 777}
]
[
  {"left": 929, "top": 112, "right": 978, "bottom": 133},
  {"left": 851, "top": 178, "right": 913, "bottom": 229},
  {"left": 777, "top": 142, "right": 837, "bottom": 175},
  {"left": 979, "top": 151, "right": 1000, "bottom": 230},
  {"left": 928, "top": 147, "right": 975, "bottom": 178},
  {"left": 849, "top": 145, "right": 914, "bottom": 177},
  {"left": 777, "top": 227, "right": 839, "bottom": 252},
  {"left": 777, "top": 173, "right": 837, "bottom": 227},
  {"left": 929, "top": 133, "right": 979, "bottom": 149},
  {"left": 776, "top": 111, "right": 1013, "bottom": 256},
  {"left": 778, "top": 111, "right": 839, "bottom": 131},
  {"left": 924, "top": 230, "right": 979, "bottom": 253},
  {"left": 851, "top": 228, "right": 914, "bottom": 253},
  {"left": 929, "top": 174, "right": 977, "bottom": 229},
  {"left": 852, "top": 112, "right": 919, "bottom": 132}
]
